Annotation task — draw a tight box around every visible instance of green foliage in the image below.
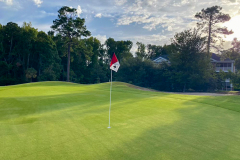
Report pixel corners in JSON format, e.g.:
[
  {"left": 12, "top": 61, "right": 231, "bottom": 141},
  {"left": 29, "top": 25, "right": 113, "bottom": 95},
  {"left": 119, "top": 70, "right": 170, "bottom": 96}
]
[
  {"left": 105, "top": 37, "right": 133, "bottom": 62},
  {"left": 51, "top": 6, "right": 91, "bottom": 39},
  {"left": 195, "top": 6, "right": 233, "bottom": 53},
  {"left": 34, "top": 31, "right": 62, "bottom": 81},
  {"left": 229, "top": 38, "right": 240, "bottom": 70},
  {"left": 0, "top": 61, "right": 8, "bottom": 76},
  {"left": 51, "top": 6, "right": 91, "bottom": 82},
  {"left": 224, "top": 71, "right": 240, "bottom": 90},
  {"left": 232, "top": 73, "right": 240, "bottom": 90},
  {"left": 117, "top": 57, "right": 157, "bottom": 87},
  {"left": 147, "top": 44, "right": 175, "bottom": 59},
  {"left": 235, "top": 59, "right": 240, "bottom": 71},
  {"left": 135, "top": 42, "right": 147, "bottom": 59},
  {"left": 170, "top": 29, "right": 212, "bottom": 91},
  {"left": 25, "top": 67, "right": 37, "bottom": 82},
  {"left": 0, "top": 22, "right": 64, "bottom": 85}
]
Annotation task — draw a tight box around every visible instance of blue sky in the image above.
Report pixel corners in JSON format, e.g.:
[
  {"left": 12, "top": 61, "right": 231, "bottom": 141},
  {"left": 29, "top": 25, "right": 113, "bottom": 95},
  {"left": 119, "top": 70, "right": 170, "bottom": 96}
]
[{"left": 1, "top": 0, "right": 240, "bottom": 52}]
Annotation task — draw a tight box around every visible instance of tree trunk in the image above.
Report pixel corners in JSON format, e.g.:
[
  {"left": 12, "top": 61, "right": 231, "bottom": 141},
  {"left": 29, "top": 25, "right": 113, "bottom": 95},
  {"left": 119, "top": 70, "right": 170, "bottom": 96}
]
[
  {"left": 9, "top": 35, "right": 13, "bottom": 55},
  {"left": 38, "top": 56, "right": 41, "bottom": 77},
  {"left": 207, "top": 15, "right": 212, "bottom": 55},
  {"left": 183, "top": 82, "right": 186, "bottom": 92},
  {"left": 8, "top": 35, "right": 13, "bottom": 64},
  {"left": 67, "top": 43, "right": 71, "bottom": 82},
  {"left": 22, "top": 56, "right": 26, "bottom": 81},
  {"left": 27, "top": 53, "right": 30, "bottom": 69}
]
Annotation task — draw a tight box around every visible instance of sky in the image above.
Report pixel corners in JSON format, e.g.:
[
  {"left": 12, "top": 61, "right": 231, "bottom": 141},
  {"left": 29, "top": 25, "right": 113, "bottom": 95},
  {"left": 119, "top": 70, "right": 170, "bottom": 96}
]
[{"left": 1, "top": 0, "right": 240, "bottom": 52}]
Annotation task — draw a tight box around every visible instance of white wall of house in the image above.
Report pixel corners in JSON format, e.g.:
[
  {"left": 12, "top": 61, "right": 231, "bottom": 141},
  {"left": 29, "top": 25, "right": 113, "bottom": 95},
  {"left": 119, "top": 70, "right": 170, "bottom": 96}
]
[
  {"left": 214, "top": 62, "right": 235, "bottom": 73},
  {"left": 212, "top": 61, "right": 235, "bottom": 91}
]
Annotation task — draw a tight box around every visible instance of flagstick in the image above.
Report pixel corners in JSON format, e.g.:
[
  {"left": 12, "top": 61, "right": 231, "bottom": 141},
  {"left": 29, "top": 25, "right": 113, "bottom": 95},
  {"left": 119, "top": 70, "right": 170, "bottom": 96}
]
[{"left": 108, "top": 70, "right": 112, "bottom": 128}]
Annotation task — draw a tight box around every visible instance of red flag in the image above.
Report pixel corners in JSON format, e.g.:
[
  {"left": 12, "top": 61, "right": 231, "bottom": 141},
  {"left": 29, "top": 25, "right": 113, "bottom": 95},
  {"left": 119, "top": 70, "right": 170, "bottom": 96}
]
[{"left": 110, "top": 53, "right": 120, "bottom": 72}]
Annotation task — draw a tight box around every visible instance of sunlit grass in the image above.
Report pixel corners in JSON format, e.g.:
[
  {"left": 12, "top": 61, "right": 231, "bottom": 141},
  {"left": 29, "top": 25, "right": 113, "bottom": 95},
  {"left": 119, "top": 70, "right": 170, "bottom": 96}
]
[{"left": 0, "top": 82, "right": 240, "bottom": 160}]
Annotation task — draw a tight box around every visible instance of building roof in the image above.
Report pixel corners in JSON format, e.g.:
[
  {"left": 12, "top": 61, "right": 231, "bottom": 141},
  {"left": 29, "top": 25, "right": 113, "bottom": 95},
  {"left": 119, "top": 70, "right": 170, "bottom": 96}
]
[
  {"left": 153, "top": 53, "right": 234, "bottom": 63},
  {"left": 152, "top": 55, "right": 169, "bottom": 61},
  {"left": 211, "top": 53, "right": 234, "bottom": 62},
  {"left": 153, "top": 55, "right": 170, "bottom": 63},
  {"left": 159, "top": 55, "right": 169, "bottom": 60}
]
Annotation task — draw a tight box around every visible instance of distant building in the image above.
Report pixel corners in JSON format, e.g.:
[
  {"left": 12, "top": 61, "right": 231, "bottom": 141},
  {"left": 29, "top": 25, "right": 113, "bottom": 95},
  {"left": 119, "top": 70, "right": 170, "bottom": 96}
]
[
  {"left": 153, "top": 53, "right": 235, "bottom": 91},
  {"left": 211, "top": 53, "right": 235, "bottom": 91},
  {"left": 211, "top": 53, "right": 235, "bottom": 73},
  {"left": 152, "top": 55, "right": 170, "bottom": 64}
]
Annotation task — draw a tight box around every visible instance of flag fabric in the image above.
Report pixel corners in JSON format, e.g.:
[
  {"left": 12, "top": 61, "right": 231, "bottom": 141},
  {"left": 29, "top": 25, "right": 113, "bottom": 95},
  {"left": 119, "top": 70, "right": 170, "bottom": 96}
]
[{"left": 110, "top": 53, "right": 120, "bottom": 72}]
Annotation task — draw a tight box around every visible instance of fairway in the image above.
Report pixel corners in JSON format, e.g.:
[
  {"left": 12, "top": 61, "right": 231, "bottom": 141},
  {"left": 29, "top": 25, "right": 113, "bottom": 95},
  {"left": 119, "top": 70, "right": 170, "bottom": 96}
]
[{"left": 1, "top": 82, "right": 240, "bottom": 160}]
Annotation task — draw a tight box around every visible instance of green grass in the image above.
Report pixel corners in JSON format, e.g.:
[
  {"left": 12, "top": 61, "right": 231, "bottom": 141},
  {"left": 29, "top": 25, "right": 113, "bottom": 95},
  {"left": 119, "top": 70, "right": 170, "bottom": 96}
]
[
  {"left": 1, "top": 81, "right": 240, "bottom": 160},
  {"left": 216, "top": 90, "right": 240, "bottom": 95}
]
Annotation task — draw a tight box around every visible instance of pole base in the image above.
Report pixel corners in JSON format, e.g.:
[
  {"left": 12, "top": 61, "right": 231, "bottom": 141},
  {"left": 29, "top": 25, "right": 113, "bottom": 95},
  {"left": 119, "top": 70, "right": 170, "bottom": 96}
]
[{"left": 108, "top": 127, "right": 111, "bottom": 128}]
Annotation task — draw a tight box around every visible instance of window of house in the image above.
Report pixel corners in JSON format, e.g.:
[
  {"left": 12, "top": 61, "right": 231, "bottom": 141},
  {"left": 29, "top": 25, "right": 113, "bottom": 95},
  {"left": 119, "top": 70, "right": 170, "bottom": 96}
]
[
  {"left": 224, "top": 63, "right": 227, "bottom": 67},
  {"left": 228, "top": 63, "right": 232, "bottom": 67},
  {"left": 226, "top": 82, "right": 231, "bottom": 87}
]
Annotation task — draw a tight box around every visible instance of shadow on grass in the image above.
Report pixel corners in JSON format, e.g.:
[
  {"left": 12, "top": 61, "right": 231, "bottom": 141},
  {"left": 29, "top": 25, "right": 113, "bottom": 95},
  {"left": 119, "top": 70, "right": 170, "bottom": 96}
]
[
  {"left": 169, "top": 94, "right": 240, "bottom": 113},
  {"left": 1, "top": 85, "right": 240, "bottom": 160},
  {"left": 0, "top": 87, "right": 168, "bottom": 123},
  {"left": 101, "top": 95, "right": 240, "bottom": 160}
]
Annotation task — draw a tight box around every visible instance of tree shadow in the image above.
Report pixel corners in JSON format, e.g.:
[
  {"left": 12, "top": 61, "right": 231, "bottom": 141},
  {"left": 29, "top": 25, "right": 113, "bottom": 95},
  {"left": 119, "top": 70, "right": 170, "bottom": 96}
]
[
  {"left": 100, "top": 95, "right": 240, "bottom": 160},
  {"left": 0, "top": 86, "right": 168, "bottom": 123}
]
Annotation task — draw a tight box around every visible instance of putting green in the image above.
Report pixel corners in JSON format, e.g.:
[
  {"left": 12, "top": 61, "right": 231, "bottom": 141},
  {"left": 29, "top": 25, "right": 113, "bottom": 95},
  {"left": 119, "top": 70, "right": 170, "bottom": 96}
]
[{"left": 0, "top": 82, "right": 240, "bottom": 160}]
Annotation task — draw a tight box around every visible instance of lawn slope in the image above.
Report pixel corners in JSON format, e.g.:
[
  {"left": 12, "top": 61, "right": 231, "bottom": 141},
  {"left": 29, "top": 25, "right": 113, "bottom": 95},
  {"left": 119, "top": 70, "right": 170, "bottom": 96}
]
[{"left": 0, "top": 82, "right": 240, "bottom": 160}]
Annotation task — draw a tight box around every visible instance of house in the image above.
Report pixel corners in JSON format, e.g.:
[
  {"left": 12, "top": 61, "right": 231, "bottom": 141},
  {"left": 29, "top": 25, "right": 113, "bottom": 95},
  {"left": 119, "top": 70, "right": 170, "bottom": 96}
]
[
  {"left": 211, "top": 53, "right": 235, "bottom": 73},
  {"left": 153, "top": 53, "right": 235, "bottom": 91},
  {"left": 211, "top": 53, "right": 235, "bottom": 91},
  {"left": 152, "top": 55, "right": 170, "bottom": 64}
]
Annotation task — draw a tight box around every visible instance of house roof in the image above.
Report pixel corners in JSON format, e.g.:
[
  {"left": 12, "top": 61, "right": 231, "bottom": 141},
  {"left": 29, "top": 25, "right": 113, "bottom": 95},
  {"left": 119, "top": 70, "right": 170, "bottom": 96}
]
[
  {"left": 160, "top": 55, "right": 169, "bottom": 60},
  {"left": 211, "top": 53, "right": 234, "bottom": 62},
  {"left": 153, "top": 53, "right": 234, "bottom": 63},
  {"left": 153, "top": 55, "right": 170, "bottom": 63},
  {"left": 152, "top": 55, "right": 169, "bottom": 61}
]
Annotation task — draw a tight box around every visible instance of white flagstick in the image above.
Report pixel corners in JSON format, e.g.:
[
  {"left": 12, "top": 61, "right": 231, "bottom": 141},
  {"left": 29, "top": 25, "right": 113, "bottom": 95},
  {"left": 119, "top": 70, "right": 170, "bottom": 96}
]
[{"left": 108, "top": 69, "right": 112, "bottom": 128}]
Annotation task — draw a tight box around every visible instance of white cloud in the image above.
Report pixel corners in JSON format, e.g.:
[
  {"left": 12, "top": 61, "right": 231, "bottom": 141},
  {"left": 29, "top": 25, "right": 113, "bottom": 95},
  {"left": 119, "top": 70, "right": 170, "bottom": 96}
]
[
  {"left": 115, "top": 0, "right": 127, "bottom": 6},
  {"left": 95, "top": 13, "right": 102, "bottom": 18},
  {"left": 40, "top": 10, "right": 57, "bottom": 16},
  {"left": 168, "top": 26, "right": 173, "bottom": 31},
  {"left": 33, "top": 0, "right": 43, "bottom": 7},
  {"left": 0, "top": 0, "right": 13, "bottom": 5},
  {"left": 34, "top": 24, "right": 51, "bottom": 32},
  {"left": 94, "top": 35, "right": 107, "bottom": 44},
  {"left": 115, "top": 0, "right": 210, "bottom": 33},
  {"left": 1, "top": 0, "right": 239, "bottom": 53},
  {"left": 126, "top": 34, "right": 170, "bottom": 53},
  {"left": 181, "top": 0, "right": 190, "bottom": 5},
  {"left": 113, "top": 0, "right": 239, "bottom": 52},
  {"left": 6, "top": 0, "right": 12, "bottom": 5},
  {"left": 77, "top": 5, "right": 82, "bottom": 17},
  {"left": 147, "top": 0, "right": 157, "bottom": 6}
]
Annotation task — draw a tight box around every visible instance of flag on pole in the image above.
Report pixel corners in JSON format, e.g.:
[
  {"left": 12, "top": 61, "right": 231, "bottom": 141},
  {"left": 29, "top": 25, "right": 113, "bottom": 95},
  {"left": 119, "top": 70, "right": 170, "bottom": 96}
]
[
  {"left": 108, "top": 53, "right": 120, "bottom": 129},
  {"left": 110, "top": 53, "right": 120, "bottom": 72}
]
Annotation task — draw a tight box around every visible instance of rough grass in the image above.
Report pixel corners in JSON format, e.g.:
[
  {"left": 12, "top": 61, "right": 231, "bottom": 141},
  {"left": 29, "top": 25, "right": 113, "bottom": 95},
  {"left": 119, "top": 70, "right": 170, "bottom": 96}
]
[{"left": 0, "top": 81, "right": 240, "bottom": 160}]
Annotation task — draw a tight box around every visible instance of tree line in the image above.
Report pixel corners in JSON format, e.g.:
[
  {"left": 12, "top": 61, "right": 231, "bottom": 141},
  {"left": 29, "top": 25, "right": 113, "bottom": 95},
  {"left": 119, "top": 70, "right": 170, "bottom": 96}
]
[{"left": 0, "top": 5, "right": 240, "bottom": 91}]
